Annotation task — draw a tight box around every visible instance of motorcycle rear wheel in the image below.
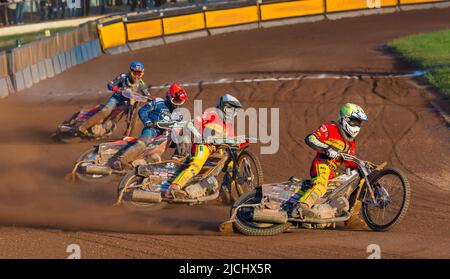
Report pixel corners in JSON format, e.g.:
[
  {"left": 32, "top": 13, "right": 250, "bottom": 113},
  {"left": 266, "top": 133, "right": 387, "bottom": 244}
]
[
  {"left": 232, "top": 189, "right": 291, "bottom": 236},
  {"left": 117, "top": 171, "right": 168, "bottom": 211},
  {"left": 75, "top": 147, "right": 115, "bottom": 184},
  {"left": 362, "top": 168, "right": 410, "bottom": 231}
]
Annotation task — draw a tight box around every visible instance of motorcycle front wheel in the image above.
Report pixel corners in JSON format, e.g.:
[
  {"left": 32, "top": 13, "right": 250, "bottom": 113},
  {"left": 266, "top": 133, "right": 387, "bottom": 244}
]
[
  {"left": 117, "top": 171, "right": 168, "bottom": 211},
  {"left": 362, "top": 168, "right": 410, "bottom": 231},
  {"left": 232, "top": 189, "right": 291, "bottom": 236},
  {"left": 232, "top": 150, "right": 264, "bottom": 201}
]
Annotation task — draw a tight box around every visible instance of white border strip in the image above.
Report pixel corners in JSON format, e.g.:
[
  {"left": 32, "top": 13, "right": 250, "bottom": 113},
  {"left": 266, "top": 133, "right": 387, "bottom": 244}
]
[{"left": 149, "top": 71, "right": 426, "bottom": 89}]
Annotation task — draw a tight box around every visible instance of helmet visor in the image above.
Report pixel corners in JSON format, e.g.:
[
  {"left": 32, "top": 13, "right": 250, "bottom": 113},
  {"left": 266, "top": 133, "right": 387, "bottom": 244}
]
[
  {"left": 224, "top": 106, "right": 237, "bottom": 117},
  {"left": 347, "top": 117, "right": 363, "bottom": 127},
  {"left": 171, "top": 97, "right": 185, "bottom": 106}
]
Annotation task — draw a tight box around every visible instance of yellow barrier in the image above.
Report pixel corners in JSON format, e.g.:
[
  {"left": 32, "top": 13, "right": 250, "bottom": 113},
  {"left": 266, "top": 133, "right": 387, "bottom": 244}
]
[
  {"left": 163, "top": 13, "right": 206, "bottom": 35},
  {"left": 126, "top": 19, "right": 163, "bottom": 41},
  {"left": 98, "top": 21, "right": 127, "bottom": 49},
  {"left": 261, "top": 0, "right": 324, "bottom": 21},
  {"left": 205, "top": 6, "right": 259, "bottom": 29},
  {"left": 399, "top": 0, "right": 445, "bottom": 3},
  {"left": 326, "top": 0, "right": 397, "bottom": 12}
]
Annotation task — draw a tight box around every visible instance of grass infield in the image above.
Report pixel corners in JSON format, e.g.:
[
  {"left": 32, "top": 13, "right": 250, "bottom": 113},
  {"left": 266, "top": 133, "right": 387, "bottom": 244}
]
[{"left": 388, "top": 28, "right": 450, "bottom": 97}]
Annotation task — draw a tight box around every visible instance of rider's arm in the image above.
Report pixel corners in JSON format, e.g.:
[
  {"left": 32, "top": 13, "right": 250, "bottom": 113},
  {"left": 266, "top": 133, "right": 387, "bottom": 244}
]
[
  {"left": 186, "top": 120, "right": 202, "bottom": 143},
  {"left": 107, "top": 74, "right": 125, "bottom": 93},
  {"left": 138, "top": 103, "right": 153, "bottom": 127},
  {"left": 304, "top": 124, "right": 331, "bottom": 153},
  {"left": 138, "top": 80, "right": 152, "bottom": 97},
  {"left": 344, "top": 142, "right": 357, "bottom": 169}
]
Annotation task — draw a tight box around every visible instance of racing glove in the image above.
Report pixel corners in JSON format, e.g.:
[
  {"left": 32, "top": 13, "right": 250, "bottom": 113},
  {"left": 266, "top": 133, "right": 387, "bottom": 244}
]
[
  {"left": 145, "top": 121, "right": 155, "bottom": 128},
  {"left": 326, "top": 148, "right": 341, "bottom": 159},
  {"left": 111, "top": 86, "right": 121, "bottom": 93},
  {"left": 186, "top": 121, "right": 202, "bottom": 143}
]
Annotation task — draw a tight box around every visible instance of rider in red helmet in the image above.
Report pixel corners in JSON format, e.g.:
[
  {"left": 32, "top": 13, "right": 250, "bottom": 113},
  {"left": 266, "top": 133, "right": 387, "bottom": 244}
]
[{"left": 109, "top": 83, "right": 188, "bottom": 170}]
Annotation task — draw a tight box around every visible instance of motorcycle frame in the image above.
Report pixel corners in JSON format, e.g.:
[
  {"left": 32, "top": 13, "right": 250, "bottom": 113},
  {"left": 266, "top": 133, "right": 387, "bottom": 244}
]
[
  {"left": 115, "top": 141, "right": 253, "bottom": 205},
  {"left": 230, "top": 153, "right": 383, "bottom": 226}
]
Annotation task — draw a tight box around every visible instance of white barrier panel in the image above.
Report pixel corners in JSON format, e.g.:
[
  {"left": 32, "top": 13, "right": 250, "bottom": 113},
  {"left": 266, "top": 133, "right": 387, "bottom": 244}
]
[
  {"left": 58, "top": 53, "right": 67, "bottom": 72},
  {"left": 0, "top": 77, "right": 9, "bottom": 98},
  {"left": 13, "top": 71, "right": 25, "bottom": 91},
  {"left": 22, "top": 67, "right": 33, "bottom": 89},
  {"left": 45, "top": 58, "right": 55, "bottom": 78},
  {"left": 65, "top": 51, "right": 72, "bottom": 69},
  {"left": 70, "top": 48, "right": 77, "bottom": 66},
  {"left": 38, "top": 60, "right": 47, "bottom": 81},
  {"left": 52, "top": 56, "right": 62, "bottom": 75},
  {"left": 30, "top": 64, "right": 40, "bottom": 84}
]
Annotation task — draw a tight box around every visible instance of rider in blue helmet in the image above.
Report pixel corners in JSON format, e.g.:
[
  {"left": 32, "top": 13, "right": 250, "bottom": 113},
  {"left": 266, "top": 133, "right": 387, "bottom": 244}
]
[{"left": 75, "top": 61, "right": 151, "bottom": 135}]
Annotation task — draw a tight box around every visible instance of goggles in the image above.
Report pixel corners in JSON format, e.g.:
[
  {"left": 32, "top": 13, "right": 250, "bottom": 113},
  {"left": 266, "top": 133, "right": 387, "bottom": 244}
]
[{"left": 131, "top": 70, "right": 144, "bottom": 78}]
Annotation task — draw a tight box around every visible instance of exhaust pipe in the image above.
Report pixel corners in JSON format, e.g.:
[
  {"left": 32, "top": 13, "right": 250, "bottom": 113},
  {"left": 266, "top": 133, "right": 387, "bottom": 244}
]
[
  {"left": 252, "top": 209, "right": 288, "bottom": 224},
  {"left": 84, "top": 165, "right": 113, "bottom": 175},
  {"left": 131, "top": 190, "right": 162, "bottom": 203}
]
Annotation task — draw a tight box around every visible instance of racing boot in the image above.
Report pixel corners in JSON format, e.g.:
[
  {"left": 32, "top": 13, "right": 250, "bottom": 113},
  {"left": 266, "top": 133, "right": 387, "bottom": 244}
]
[
  {"left": 110, "top": 140, "right": 147, "bottom": 171},
  {"left": 164, "top": 183, "right": 187, "bottom": 199},
  {"left": 77, "top": 108, "right": 111, "bottom": 135}
]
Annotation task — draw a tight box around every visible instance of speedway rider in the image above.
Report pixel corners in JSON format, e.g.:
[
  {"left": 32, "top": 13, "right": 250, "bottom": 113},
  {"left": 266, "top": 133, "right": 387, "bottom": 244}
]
[
  {"left": 109, "top": 83, "right": 188, "bottom": 170},
  {"left": 296, "top": 103, "right": 368, "bottom": 217},
  {"left": 165, "top": 94, "right": 243, "bottom": 198},
  {"left": 74, "top": 61, "right": 151, "bottom": 135}
]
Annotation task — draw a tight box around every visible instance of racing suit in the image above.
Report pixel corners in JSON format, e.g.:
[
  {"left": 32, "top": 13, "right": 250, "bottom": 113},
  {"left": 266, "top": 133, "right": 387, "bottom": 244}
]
[
  {"left": 111, "top": 97, "right": 177, "bottom": 167},
  {"left": 78, "top": 72, "right": 150, "bottom": 134},
  {"left": 170, "top": 110, "right": 234, "bottom": 190},
  {"left": 301, "top": 121, "right": 357, "bottom": 208}
]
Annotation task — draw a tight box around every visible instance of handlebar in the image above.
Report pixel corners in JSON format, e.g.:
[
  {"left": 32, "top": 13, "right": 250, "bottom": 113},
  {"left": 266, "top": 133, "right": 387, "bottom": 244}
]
[{"left": 121, "top": 91, "right": 151, "bottom": 103}]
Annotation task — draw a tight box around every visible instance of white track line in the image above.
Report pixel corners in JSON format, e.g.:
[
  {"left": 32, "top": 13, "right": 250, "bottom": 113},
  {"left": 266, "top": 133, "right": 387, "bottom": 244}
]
[
  {"left": 149, "top": 71, "right": 426, "bottom": 89},
  {"left": 431, "top": 101, "right": 450, "bottom": 126},
  {"left": 38, "top": 71, "right": 425, "bottom": 98}
]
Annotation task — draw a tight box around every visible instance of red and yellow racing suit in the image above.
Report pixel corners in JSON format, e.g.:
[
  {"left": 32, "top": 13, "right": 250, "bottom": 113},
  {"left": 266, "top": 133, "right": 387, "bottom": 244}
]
[
  {"left": 302, "top": 121, "right": 357, "bottom": 207},
  {"left": 171, "top": 110, "right": 234, "bottom": 190}
]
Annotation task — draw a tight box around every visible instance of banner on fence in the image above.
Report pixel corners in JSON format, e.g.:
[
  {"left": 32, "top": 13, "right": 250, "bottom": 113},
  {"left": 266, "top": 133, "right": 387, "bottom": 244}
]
[
  {"left": 126, "top": 19, "right": 163, "bottom": 41},
  {"left": 260, "top": 0, "right": 324, "bottom": 21},
  {"left": 163, "top": 12, "right": 206, "bottom": 35},
  {"left": 205, "top": 5, "right": 259, "bottom": 28}
]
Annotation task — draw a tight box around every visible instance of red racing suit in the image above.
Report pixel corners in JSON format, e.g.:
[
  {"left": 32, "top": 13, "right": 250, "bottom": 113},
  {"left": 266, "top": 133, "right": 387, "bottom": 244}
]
[
  {"left": 301, "top": 121, "right": 357, "bottom": 207},
  {"left": 171, "top": 110, "right": 234, "bottom": 189}
]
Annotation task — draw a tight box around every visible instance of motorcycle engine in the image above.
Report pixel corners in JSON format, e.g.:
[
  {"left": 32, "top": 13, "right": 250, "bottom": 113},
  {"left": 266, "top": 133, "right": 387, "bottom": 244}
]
[
  {"left": 91, "top": 120, "right": 114, "bottom": 136},
  {"left": 328, "top": 196, "right": 350, "bottom": 215},
  {"left": 185, "top": 177, "right": 219, "bottom": 199},
  {"left": 185, "top": 184, "right": 206, "bottom": 199},
  {"left": 90, "top": 124, "right": 107, "bottom": 136}
]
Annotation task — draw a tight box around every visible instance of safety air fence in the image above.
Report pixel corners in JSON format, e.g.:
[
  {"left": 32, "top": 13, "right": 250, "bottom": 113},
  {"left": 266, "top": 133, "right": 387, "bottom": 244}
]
[
  {"left": 0, "top": 21, "right": 102, "bottom": 97},
  {"left": 1, "top": 0, "right": 449, "bottom": 98},
  {"left": 98, "top": 0, "right": 450, "bottom": 55}
]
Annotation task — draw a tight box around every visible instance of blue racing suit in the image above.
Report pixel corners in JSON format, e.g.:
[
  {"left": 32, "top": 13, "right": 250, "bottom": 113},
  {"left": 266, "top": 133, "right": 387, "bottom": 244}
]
[
  {"left": 138, "top": 97, "right": 176, "bottom": 143},
  {"left": 78, "top": 72, "right": 150, "bottom": 134},
  {"left": 110, "top": 97, "right": 178, "bottom": 168},
  {"left": 106, "top": 72, "right": 150, "bottom": 110}
]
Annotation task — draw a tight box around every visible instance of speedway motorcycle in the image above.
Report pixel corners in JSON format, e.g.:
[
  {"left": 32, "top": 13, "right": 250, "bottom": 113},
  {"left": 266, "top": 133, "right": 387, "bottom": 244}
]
[
  {"left": 54, "top": 91, "right": 149, "bottom": 143},
  {"left": 222, "top": 153, "right": 410, "bottom": 235},
  {"left": 67, "top": 121, "right": 188, "bottom": 183},
  {"left": 115, "top": 137, "right": 264, "bottom": 210}
]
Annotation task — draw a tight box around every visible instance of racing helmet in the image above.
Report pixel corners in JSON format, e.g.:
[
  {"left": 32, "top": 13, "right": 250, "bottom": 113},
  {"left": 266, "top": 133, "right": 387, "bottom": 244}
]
[
  {"left": 166, "top": 83, "right": 188, "bottom": 106},
  {"left": 216, "top": 94, "right": 242, "bottom": 121},
  {"left": 338, "top": 103, "right": 368, "bottom": 140},
  {"left": 130, "top": 61, "right": 144, "bottom": 79}
]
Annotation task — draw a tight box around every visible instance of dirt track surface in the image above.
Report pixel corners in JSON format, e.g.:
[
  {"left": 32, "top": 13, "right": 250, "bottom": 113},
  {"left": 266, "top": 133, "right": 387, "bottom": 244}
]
[{"left": 1, "top": 8, "right": 450, "bottom": 258}]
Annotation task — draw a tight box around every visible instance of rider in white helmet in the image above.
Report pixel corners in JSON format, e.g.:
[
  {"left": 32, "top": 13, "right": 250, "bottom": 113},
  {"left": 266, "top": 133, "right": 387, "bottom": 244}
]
[{"left": 296, "top": 103, "right": 368, "bottom": 216}]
